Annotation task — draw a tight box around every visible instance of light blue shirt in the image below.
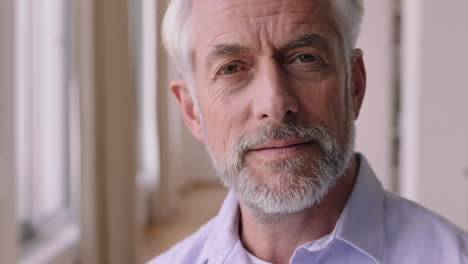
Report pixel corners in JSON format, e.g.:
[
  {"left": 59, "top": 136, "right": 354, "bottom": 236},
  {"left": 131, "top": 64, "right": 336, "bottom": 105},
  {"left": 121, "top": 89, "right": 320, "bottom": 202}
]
[{"left": 148, "top": 155, "right": 468, "bottom": 263}]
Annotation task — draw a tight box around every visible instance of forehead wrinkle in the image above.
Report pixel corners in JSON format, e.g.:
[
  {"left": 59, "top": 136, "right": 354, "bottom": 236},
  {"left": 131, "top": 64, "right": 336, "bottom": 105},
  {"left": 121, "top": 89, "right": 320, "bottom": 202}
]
[
  {"left": 220, "top": 11, "right": 324, "bottom": 24},
  {"left": 209, "top": 0, "right": 291, "bottom": 15},
  {"left": 194, "top": 0, "right": 334, "bottom": 36},
  {"left": 206, "top": 16, "right": 330, "bottom": 51},
  {"left": 194, "top": 0, "right": 335, "bottom": 41},
  {"left": 208, "top": 0, "right": 329, "bottom": 18},
  {"left": 193, "top": 0, "right": 341, "bottom": 71}
]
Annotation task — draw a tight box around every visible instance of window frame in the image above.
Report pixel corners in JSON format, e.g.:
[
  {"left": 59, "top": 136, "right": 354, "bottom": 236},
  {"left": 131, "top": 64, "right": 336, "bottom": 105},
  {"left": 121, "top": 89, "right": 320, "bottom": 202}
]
[
  {"left": 0, "top": 0, "right": 19, "bottom": 262},
  {"left": 15, "top": 0, "right": 77, "bottom": 248}
]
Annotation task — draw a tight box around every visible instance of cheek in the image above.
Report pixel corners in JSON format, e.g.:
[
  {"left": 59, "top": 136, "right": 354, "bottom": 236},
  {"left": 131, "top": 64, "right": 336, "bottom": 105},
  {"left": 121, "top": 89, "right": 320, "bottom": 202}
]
[
  {"left": 199, "top": 94, "right": 248, "bottom": 154},
  {"left": 295, "top": 76, "right": 346, "bottom": 133},
  {"left": 322, "top": 79, "right": 348, "bottom": 139}
]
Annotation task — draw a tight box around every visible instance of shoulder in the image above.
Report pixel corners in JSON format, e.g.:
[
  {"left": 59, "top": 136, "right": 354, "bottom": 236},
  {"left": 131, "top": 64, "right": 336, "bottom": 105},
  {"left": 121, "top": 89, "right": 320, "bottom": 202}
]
[
  {"left": 146, "top": 218, "right": 216, "bottom": 264},
  {"left": 383, "top": 191, "right": 468, "bottom": 263},
  {"left": 384, "top": 191, "right": 468, "bottom": 238}
]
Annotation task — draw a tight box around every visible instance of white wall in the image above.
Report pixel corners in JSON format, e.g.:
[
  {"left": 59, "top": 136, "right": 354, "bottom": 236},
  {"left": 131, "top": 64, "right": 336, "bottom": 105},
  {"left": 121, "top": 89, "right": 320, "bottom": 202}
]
[
  {"left": 401, "top": 0, "right": 468, "bottom": 230},
  {"left": 355, "top": 0, "right": 395, "bottom": 191}
]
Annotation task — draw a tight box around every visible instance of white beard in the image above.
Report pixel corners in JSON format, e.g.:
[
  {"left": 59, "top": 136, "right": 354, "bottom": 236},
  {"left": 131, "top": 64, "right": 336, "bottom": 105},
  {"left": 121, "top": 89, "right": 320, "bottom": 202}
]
[{"left": 200, "top": 91, "right": 356, "bottom": 219}]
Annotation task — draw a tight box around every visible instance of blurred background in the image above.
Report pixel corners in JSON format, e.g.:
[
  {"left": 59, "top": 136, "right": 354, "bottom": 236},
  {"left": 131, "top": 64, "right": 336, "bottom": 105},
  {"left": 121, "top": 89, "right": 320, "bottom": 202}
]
[{"left": 1, "top": 0, "right": 467, "bottom": 263}]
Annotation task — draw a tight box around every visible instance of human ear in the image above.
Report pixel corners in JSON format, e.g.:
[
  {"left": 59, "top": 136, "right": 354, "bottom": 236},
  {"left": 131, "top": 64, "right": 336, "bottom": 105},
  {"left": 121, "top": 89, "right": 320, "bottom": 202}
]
[
  {"left": 170, "top": 79, "right": 205, "bottom": 142},
  {"left": 350, "top": 49, "right": 367, "bottom": 120}
]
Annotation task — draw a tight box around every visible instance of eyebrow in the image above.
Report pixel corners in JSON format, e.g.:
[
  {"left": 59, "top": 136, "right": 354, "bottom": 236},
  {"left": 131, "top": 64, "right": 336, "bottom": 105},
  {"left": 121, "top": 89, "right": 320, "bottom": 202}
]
[
  {"left": 280, "top": 32, "right": 329, "bottom": 53},
  {"left": 207, "top": 44, "right": 249, "bottom": 58},
  {"left": 204, "top": 33, "right": 329, "bottom": 68}
]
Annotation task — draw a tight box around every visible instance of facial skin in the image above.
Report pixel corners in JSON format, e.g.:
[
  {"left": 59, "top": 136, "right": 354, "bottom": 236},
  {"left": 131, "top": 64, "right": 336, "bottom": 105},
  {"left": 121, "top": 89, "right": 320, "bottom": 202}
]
[{"left": 171, "top": 0, "right": 365, "bottom": 219}]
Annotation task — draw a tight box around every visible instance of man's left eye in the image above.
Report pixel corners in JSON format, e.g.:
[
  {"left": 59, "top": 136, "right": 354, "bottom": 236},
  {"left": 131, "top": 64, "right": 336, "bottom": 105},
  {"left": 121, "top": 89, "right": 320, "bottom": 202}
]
[
  {"left": 294, "top": 54, "right": 319, "bottom": 63},
  {"left": 219, "top": 64, "right": 242, "bottom": 75}
]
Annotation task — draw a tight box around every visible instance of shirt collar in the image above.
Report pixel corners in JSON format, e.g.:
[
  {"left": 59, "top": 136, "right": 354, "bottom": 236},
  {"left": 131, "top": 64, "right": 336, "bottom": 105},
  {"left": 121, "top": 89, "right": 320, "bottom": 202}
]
[
  {"left": 200, "top": 154, "right": 386, "bottom": 264},
  {"left": 199, "top": 191, "right": 241, "bottom": 263},
  {"left": 335, "top": 154, "right": 386, "bottom": 263}
]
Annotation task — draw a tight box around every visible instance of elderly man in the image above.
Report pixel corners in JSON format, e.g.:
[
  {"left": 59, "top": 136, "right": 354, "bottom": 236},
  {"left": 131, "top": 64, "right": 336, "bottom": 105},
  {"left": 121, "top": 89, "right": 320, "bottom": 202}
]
[{"left": 149, "top": 0, "right": 468, "bottom": 263}]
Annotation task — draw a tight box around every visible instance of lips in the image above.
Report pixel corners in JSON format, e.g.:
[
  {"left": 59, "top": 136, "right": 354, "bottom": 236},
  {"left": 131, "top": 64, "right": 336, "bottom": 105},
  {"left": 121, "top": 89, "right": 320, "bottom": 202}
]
[
  {"left": 247, "top": 138, "right": 315, "bottom": 160},
  {"left": 251, "top": 138, "right": 313, "bottom": 151}
]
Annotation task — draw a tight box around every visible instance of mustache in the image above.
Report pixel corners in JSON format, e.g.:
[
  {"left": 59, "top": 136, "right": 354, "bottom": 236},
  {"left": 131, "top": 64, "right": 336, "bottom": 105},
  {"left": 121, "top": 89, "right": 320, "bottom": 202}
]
[{"left": 232, "top": 120, "right": 334, "bottom": 159}]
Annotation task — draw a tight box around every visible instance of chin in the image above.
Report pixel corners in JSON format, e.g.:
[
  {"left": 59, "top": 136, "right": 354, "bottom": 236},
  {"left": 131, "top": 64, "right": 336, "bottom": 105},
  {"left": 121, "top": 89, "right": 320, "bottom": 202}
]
[{"left": 235, "top": 160, "right": 335, "bottom": 218}]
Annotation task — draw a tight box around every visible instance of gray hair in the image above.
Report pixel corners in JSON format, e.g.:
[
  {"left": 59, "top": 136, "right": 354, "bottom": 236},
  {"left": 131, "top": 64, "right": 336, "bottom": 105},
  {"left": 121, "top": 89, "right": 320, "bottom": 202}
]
[{"left": 162, "top": 0, "right": 363, "bottom": 80}]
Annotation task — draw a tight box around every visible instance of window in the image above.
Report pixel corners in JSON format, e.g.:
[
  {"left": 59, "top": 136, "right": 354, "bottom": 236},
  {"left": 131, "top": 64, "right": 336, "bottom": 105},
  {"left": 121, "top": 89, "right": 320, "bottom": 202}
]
[
  {"left": 15, "top": 0, "right": 79, "bottom": 259},
  {"left": 131, "top": 0, "right": 160, "bottom": 225}
]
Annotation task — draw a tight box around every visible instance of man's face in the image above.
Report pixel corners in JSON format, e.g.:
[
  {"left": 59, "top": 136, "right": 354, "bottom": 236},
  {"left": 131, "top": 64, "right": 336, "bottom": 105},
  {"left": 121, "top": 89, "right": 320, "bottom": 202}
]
[{"left": 172, "top": 0, "right": 366, "bottom": 216}]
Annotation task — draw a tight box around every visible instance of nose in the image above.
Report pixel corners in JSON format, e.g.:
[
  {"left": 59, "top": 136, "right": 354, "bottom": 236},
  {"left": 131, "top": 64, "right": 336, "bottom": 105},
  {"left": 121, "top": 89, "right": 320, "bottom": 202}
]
[{"left": 252, "top": 62, "right": 299, "bottom": 122}]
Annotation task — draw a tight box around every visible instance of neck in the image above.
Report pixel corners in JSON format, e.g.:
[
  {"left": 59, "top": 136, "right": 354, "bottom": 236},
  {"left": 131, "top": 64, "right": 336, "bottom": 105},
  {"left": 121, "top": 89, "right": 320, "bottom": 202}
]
[{"left": 238, "top": 155, "right": 359, "bottom": 264}]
